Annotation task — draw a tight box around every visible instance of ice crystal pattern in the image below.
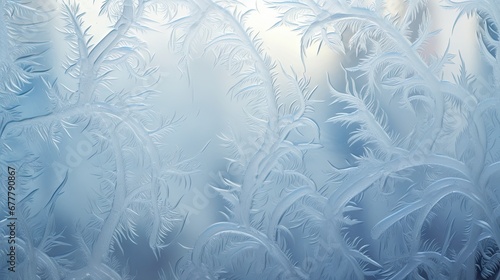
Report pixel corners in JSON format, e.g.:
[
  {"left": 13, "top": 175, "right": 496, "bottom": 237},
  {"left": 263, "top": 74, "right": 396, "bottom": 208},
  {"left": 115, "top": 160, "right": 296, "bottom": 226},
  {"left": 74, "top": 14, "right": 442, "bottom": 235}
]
[{"left": 0, "top": 0, "right": 499, "bottom": 279}]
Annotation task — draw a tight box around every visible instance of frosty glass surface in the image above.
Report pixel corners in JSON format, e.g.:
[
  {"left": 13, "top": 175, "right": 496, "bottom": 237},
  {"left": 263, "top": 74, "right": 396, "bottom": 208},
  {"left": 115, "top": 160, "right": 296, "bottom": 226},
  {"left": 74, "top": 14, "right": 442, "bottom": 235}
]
[{"left": 1, "top": 0, "right": 499, "bottom": 279}]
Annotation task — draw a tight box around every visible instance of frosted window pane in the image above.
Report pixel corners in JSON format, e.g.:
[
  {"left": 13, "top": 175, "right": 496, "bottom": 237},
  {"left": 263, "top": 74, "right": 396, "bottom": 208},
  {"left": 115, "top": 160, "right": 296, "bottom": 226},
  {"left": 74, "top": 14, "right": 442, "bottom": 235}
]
[{"left": 1, "top": 1, "right": 498, "bottom": 279}]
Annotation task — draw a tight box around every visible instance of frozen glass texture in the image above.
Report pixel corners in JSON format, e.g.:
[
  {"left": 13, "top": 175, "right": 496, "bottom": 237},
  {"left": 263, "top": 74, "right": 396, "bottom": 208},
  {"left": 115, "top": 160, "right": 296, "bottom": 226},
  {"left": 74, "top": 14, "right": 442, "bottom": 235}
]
[{"left": 1, "top": 0, "right": 499, "bottom": 279}]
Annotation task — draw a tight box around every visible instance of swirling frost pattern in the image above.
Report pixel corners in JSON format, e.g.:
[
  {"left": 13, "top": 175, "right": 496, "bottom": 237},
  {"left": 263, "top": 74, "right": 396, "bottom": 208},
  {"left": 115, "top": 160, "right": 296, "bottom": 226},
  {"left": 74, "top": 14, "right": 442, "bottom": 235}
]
[{"left": 0, "top": 0, "right": 499, "bottom": 279}]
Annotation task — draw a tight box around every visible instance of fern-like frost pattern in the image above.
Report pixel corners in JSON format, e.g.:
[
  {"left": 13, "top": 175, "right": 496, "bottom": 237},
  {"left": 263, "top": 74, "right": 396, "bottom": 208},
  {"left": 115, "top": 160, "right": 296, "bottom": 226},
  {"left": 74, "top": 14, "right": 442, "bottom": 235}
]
[{"left": 0, "top": 0, "right": 498, "bottom": 279}]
